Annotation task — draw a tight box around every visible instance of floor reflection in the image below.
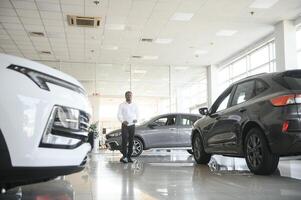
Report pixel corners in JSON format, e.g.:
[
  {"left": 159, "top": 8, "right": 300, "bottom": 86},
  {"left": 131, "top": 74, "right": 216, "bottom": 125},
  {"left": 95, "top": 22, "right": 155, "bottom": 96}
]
[
  {"left": 0, "top": 178, "right": 74, "bottom": 200},
  {"left": 2, "top": 151, "right": 301, "bottom": 200}
]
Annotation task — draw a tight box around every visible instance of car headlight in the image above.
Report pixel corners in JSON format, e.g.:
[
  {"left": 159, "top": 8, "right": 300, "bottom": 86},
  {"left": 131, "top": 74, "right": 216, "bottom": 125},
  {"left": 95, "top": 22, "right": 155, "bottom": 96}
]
[
  {"left": 40, "top": 106, "right": 90, "bottom": 149},
  {"left": 107, "top": 132, "right": 121, "bottom": 138},
  {"left": 7, "top": 64, "right": 86, "bottom": 95}
]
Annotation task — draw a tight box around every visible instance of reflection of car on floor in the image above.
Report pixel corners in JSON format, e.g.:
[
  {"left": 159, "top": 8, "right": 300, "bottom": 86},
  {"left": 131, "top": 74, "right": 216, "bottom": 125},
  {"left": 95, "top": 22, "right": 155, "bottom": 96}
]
[
  {"left": 0, "top": 54, "right": 92, "bottom": 190},
  {"left": 105, "top": 113, "right": 201, "bottom": 156},
  {"left": 192, "top": 70, "right": 301, "bottom": 175}
]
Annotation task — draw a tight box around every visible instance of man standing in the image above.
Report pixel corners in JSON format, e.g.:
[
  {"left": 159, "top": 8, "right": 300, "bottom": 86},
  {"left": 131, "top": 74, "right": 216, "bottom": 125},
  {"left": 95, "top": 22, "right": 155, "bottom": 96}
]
[{"left": 117, "top": 91, "right": 139, "bottom": 163}]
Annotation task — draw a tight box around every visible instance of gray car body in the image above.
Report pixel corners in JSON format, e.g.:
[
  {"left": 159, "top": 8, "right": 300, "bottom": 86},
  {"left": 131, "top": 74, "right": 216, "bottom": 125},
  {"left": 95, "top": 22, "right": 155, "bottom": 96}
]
[{"left": 105, "top": 113, "right": 201, "bottom": 150}]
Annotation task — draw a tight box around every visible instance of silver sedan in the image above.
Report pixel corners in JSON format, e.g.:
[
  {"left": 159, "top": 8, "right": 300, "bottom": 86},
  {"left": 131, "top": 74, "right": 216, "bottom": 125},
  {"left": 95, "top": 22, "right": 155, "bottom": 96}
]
[{"left": 105, "top": 113, "right": 201, "bottom": 157}]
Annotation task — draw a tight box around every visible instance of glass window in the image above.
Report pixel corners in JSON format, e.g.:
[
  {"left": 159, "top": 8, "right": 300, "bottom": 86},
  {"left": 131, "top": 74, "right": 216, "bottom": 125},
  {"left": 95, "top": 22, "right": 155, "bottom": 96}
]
[
  {"left": 255, "top": 80, "right": 268, "bottom": 95},
  {"left": 180, "top": 115, "right": 198, "bottom": 126},
  {"left": 216, "top": 91, "right": 232, "bottom": 113},
  {"left": 250, "top": 46, "right": 269, "bottom": 68},
  {"left": 231, "top": 81, "right": 255, "bottom": 106},
  {"left": 231, "top": 58, "right": 247, "bottom": 77},
  {"left": 153, "top": 115, "right": 176, "bottom": 126}
]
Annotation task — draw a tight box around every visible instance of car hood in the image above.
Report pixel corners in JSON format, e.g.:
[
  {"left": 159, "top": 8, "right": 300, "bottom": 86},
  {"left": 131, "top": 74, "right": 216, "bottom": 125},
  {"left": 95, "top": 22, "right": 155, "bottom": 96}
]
[{"left": 0, "top": 53, "right": 84, "bottom": 90}]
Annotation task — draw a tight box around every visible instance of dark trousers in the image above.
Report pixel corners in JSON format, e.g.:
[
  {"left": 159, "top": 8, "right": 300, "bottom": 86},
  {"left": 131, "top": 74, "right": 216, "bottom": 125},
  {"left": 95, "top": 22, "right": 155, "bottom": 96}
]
[{"left": 121, "top": 124, "right": 135, "bottom": 158}]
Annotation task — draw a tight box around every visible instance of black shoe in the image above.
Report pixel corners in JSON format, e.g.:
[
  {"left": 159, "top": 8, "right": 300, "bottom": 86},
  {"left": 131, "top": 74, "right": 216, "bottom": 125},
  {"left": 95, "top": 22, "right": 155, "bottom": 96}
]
[
  {"left": 120, "top": 157, "right": 128, "bottom": 163},
  {"left": 127, "top": 157, "right": 133, "bottom": 163}
]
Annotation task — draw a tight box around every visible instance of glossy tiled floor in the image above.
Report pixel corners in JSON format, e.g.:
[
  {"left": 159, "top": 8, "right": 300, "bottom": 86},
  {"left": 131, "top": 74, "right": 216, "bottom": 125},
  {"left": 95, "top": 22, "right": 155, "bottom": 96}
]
[{"left": 2, "top": 150, "right": 301, "bottom": 200}]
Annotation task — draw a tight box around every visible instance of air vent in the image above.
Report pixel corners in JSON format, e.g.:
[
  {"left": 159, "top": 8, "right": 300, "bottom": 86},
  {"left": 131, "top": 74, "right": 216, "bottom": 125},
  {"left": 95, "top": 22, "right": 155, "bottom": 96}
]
[
  {"left": 29, "top": 32, "right": 45, "bottom": 37},
  {"left": 141, "top": 38, "right": 153, "bottom": 43},
  {"left": 40, "top": 51, "right": 51, "bottom": 55},
  {"left": 132, "top": 56, "right": 142, "bottom": 59},
  {"left": 67, "top": 15, "right": 101, "bottom": 27}
]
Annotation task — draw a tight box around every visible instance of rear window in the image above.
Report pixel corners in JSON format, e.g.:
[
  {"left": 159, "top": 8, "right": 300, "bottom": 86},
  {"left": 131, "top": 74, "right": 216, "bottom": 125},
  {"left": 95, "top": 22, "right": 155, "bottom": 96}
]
[{"left": 273, "top": 70, "right": 301, "bottom": 90}]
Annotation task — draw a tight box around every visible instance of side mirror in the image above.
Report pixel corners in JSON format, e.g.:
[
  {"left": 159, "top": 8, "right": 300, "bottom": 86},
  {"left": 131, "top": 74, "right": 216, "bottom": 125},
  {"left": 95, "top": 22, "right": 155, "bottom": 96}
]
[
  {"left": 148, "top": 122, "right": 158, "bottom": 129},
  {"left": 199, "top": 107, "right": 209, "bottom": 116}
]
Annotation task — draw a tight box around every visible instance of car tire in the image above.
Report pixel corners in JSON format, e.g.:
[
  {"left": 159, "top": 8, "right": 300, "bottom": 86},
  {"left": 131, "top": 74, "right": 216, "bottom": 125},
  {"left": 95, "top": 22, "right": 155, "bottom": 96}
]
[
  {"left": 244, "top": 128, "right": 279, "bottom": 175},
  {"left": 132, "top": 137, "right": 143, "bottom": 157},
  {"left": 187, "top": 149, "right": 193, "bottom": 155},
  {"left": 192, "top": 133, "right": 211, "bottom": 164}
]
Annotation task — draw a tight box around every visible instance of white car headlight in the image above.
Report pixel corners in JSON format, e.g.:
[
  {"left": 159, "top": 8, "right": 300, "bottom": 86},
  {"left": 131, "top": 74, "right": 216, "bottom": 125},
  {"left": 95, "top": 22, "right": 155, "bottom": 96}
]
[{"left": 7, "top": 64, "right": 86, "bottom": 95}]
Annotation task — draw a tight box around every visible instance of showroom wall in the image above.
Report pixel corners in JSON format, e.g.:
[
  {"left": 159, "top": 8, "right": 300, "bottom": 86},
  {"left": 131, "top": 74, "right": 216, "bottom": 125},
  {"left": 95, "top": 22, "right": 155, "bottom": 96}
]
[{"left": 40, "top": 61, "right": 207, "bottom": 130}]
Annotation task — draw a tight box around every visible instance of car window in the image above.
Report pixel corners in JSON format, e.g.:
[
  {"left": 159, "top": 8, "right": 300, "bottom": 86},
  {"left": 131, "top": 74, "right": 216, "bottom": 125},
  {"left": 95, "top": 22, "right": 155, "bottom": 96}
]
[
  {"left": 231, "top": 81, "right": 255, "bottom": 106},
  {"left": 180, "top": 115, "right": 198, "bottom": 126},
  {"left": 255, "top": 80, "right": 268, "bottom": 95},
  {"left": 216, "top": 94, "right": 231, "bottom": 113},
  {"left": 153, "top": 115, "right": 176, "bottom": 126}
]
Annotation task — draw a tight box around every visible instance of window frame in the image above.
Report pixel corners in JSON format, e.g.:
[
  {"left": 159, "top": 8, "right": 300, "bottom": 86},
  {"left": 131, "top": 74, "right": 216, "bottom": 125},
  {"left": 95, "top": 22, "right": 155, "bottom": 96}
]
[
  {"left": 151, "top": 114, "right": 178, "bottom": 127},
  {"left": 210, "top": 86, "right": 235, "bottom": 114},
  {"left": 179, "top": 115, "right": 198, "bottom": 126}
]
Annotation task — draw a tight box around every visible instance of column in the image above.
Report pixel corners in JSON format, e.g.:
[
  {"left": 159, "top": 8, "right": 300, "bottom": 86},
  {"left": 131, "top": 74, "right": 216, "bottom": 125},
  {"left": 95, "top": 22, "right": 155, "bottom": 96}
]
[
  {"left": 275, "top": 20, "right": 298, "bottom": 71},
  {"left": 206, "top": 65, "right": 219, "bottom": 107}
]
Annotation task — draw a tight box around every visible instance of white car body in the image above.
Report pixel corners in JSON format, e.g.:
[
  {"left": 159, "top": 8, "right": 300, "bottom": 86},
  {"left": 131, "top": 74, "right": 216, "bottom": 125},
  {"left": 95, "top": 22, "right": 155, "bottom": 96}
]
[{"left": 0, "top": 54, "right": 92, "bottom": 187}]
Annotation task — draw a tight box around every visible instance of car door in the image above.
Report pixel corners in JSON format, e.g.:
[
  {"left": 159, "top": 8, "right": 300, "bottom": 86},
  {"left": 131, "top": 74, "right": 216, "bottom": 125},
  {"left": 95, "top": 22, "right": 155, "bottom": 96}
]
[
  {"left": 202, "top": 86, "right": 235, "bottom": 153},
  {"left": 143, "top": 115, "right": 179, "bottom": 148},
  {"left": 209, "top": 80, "right": 256, "bottom": 153},
  {"left": 178, "top": 115, "right": 199, "bottom": 147}
]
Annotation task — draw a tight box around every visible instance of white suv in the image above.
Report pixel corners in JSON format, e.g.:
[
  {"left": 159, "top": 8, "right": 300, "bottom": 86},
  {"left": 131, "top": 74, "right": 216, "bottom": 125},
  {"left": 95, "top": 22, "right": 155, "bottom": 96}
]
[{"left": 0, "top": 54, "right": 92, "bottom": 189}]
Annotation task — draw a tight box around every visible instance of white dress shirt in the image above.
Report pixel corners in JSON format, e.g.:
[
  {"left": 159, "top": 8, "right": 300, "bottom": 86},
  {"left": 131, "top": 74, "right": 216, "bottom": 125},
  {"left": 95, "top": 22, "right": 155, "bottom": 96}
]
[{"left": 117, "top": 102, "right": 139, "bottom": 126}]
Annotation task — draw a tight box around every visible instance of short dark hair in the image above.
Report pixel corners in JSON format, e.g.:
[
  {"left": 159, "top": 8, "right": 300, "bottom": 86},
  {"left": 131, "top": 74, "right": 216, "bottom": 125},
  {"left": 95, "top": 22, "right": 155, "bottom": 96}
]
[{"left": 125, "top": 91, "right": 132, "bottom": 96}]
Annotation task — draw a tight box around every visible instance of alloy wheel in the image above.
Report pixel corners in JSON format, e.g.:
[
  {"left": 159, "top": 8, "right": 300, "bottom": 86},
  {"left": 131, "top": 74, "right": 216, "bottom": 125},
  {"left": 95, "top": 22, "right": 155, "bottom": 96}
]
[
  {"left": 132, "top": 139, "right": 142, "bottom": 156},
  {"left": 246, "top": 134, "right": 263, "bottom": 168}
]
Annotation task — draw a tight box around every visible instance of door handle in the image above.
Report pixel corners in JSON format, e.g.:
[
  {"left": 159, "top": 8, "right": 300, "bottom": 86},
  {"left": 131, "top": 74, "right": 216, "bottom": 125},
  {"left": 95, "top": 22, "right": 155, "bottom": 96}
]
[
  {"left": 169, "top": 128, "right": 177, "bottom": 131},
  {"left": 216, "top": 116, "right": 221, "bottom": 120},
  {"left": 239, "top": 108, "right": 246, "bottom": 113}
]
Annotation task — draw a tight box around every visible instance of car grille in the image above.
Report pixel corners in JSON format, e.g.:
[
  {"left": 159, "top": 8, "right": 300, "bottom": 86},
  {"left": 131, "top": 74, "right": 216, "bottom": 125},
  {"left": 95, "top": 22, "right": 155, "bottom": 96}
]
[{"left": 79, "top": 111, "right": 90, "bottom": 131}]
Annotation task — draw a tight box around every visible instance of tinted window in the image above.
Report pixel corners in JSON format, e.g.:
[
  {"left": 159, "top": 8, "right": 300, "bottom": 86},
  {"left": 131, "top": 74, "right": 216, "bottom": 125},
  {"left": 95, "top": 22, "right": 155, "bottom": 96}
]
[
  {"left": 255, "top": 80, "right": 268, "bottom": 95},
  {"left": 273, "top": 70, "right": 301, "bottom": 90},
  {"left": 180, "top": 115, "right": 198, "bottom": 126},
  {"left": 232, "top": 81, "right": 255, "bottom": 106},
  {"left": 153, "top": 115, "right": 176, "bottom": 126}
]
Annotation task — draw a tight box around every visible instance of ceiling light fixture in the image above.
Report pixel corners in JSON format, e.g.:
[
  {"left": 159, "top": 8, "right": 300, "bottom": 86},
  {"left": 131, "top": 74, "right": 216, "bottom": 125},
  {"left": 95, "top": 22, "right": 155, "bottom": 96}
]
[
  {"left": 105, "top": 24, "right": 125, "bottom": 30},
  {"left": 170, "top": 13, "right": 194, "bottom": 21},
  {"left": 101, "top": 45, "right": 119, "bottom": 50},
  {"left": 155, "top": 38, "right": 173, "bottom": 44},
  {"left": 133, "top": 70, "right": 147, "bottom": 74},
  {"left": 249, "top": 0, "right": 279, "bottom": 9},
  {"left": 216, "top": 30, "right": 237, "bottom": 37},
  {"left": 142, "top": 56, "right": 158, "bottom": 60},
  {"left": 194, "top": 50, "right": 208, "bottom": 55}
]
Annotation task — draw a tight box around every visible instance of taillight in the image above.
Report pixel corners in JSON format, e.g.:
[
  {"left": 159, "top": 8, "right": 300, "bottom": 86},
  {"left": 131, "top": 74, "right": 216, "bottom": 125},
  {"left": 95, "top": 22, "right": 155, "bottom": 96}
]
[
  {"left": 270, "top": 94, "right": 301, "bottom": 106},
  {"left": 282, "top": 121, "right": 289, "bottom": 132}
]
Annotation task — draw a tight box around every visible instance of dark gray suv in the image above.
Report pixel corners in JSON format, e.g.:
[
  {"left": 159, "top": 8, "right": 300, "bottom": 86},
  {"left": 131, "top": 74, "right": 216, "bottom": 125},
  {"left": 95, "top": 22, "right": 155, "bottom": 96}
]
[{"left": 106, "top": 113, "right": 201, "bottom": 156}]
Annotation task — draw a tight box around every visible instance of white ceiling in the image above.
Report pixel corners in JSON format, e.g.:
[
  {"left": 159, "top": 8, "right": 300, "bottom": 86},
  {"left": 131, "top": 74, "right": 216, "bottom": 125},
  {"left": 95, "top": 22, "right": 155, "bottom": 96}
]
[
  {"left": 0, "top": 0, "right": 301, "bottom": 98},
  {"left": 0, "top": 0, "right": 301, "bottom": 66}
]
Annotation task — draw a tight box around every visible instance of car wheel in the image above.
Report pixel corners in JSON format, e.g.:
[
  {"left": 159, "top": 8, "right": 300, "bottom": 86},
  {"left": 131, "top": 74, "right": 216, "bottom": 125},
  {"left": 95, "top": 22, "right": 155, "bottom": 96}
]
[
  {"left": 187, "top": 149, "right": 193, "bottom": 155},
  {"left": 245, "top": 128, "right": 279, "bottom": 175},
  {"left": 192, "top": 133, "right": 211, "bottom": 164},
  {"left": 132, "top": 138, "right": 143, "bottom": 157}
]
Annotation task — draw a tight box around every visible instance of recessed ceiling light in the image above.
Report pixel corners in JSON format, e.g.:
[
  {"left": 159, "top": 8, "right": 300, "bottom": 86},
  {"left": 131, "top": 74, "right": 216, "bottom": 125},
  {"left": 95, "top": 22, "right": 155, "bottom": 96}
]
[
  {"left": 105, "top": 24, "right": 125, "bottom": 30},
  {"left": 216, "top": 30, "right": 237, "bottom": 37},
  {"left": 101, "top": 45, "right": 119, "bottom": 50},
  {"left": 132, "top": 55, "right": 142, "bottom": 59},
  {"left": 141, "top": 38, "right": 154, "bottom": 43},
  {"left": 142, "top": 56, "right": 158, "bottom": 60},
  {"left": 155, "top": 38, "right": 173, "bottom": 44},
  {"left": 175, "top": 66, "right": 188, "bottom": 70},
  {"left": 133, "top": 70, "right": 147, "bottom": 74},
  {"left": 249, "top": 0, "right": 279, "bottom": 9},
  {"left": 194, "top": 50, "right": 208, "bottom": 55},
  {"left": 170, "top": 13, "right": 194, "bottom": 21}
]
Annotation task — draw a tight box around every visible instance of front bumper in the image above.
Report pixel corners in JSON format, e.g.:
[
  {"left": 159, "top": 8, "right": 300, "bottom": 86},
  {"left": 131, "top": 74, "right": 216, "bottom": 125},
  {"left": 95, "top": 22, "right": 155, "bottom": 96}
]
[{"left": 105, "top": 137, "right": 122, "bottom": 150}]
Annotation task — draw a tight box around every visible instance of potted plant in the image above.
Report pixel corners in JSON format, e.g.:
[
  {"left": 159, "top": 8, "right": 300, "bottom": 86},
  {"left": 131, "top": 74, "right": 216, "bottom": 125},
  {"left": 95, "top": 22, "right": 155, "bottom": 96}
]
[{"left": 88, "top": 122, "right": 100, "bottom": 152}]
